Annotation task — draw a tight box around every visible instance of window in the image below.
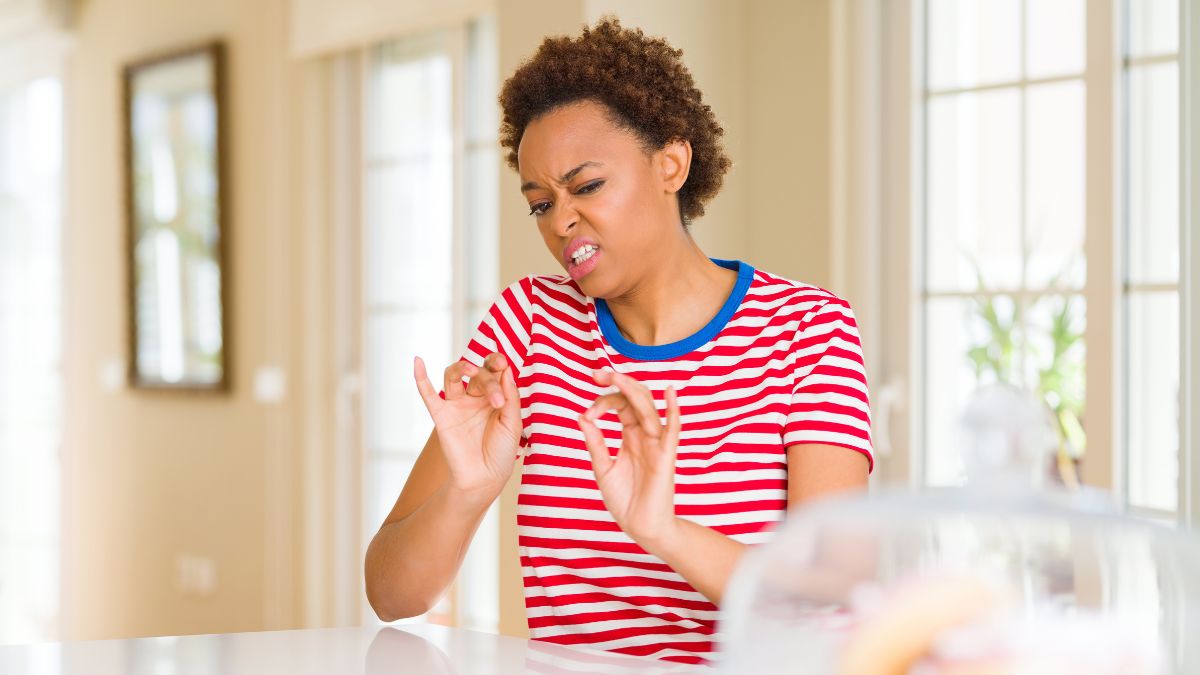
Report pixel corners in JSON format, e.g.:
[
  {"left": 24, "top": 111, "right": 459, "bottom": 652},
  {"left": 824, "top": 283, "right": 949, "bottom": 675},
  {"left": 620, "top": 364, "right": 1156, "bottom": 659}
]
[
  {"left": 1122, "top": 0, "right": 1181, "bottom": 514},
  {"left": 0, "top": 74, "right": 63, "bottom": 643},
  {"left": 359, "top": 16, "right": 500, "bottom": 630},
  {"left": 914, "top": 0, "right": 1188, "bottom": 518},
  {"left": 921, "top": 0, "right": 1087, "bottom": 487}
]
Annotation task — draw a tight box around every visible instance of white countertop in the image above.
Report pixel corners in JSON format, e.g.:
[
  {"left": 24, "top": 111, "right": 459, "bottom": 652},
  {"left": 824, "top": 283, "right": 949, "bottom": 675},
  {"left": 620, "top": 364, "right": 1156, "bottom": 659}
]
[{"left": 0, "top": 623, "right": 707, "bottom": 674}]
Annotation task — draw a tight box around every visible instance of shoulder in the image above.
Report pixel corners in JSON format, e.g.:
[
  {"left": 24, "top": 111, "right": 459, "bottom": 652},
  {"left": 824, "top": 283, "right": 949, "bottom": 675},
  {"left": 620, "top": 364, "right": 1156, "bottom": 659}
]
[
  {"left": 506, "top": 273, "right": 590, "bottom": 312},
  {"left": 745, "top": 267, "right": 856, "bottom": 327}
]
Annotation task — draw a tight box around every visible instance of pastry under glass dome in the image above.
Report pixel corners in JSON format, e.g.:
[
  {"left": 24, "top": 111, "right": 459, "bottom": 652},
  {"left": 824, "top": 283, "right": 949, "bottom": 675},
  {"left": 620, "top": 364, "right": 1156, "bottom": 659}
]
[{"left": 718, "top": 385, "right": 1200, "bottom": 674}]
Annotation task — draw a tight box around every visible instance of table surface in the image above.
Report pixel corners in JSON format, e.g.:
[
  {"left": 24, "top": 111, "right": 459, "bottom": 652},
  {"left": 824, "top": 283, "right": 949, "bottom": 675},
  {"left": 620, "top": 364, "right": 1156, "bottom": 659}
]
[{"left": 0, "top": 624, "right": 708, "bottom": 674}]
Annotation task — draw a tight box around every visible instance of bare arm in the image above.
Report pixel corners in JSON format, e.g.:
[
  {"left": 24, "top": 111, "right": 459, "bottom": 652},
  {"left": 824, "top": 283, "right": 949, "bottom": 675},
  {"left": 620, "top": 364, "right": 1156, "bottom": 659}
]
[
  {"left": 364, "top": 354, "right": 521, "bottom": 621},
  {"left": 364, "top": 430, "right": 502, "bottom": 620},
  {"left": 640, "top": 443, "right": 869, "bottom": 606}
]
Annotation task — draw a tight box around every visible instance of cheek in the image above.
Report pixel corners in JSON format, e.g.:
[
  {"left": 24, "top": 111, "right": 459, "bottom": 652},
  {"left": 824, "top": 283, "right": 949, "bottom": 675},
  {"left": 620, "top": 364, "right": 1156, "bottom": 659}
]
[{"left": 582, "top": 181, "right": 647, "bottom": 229}]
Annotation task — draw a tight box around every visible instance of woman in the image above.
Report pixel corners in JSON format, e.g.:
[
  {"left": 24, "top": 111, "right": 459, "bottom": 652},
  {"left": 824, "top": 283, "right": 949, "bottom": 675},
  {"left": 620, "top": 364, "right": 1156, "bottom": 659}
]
[{"left": 364, "top": 17, "right": 872, "bottom": 665}]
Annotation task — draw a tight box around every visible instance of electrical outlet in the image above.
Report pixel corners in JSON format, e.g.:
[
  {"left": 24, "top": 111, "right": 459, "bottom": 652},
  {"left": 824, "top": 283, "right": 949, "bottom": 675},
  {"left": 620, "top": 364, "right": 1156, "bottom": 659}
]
[
  {"left": 99, "top": 357, "right": 125, "bottom": 392},
  {"left": 254, "top": 366, "right": 287, "bottom": 403},
  {"left": 176, "top": 554, "right": 218, "bottom": 597}
]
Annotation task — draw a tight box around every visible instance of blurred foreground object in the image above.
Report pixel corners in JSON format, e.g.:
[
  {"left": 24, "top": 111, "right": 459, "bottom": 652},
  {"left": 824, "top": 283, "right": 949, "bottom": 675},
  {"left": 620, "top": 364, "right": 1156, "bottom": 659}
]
[{"left": 719, "top": 385, "right": 1200, "bottom": 674}]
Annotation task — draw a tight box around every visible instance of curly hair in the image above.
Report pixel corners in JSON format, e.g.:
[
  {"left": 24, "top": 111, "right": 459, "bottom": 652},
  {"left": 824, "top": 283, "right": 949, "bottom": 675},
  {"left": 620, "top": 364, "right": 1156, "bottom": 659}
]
[{"left": 498, "top": 16, "right": 732, "bottom": 225}]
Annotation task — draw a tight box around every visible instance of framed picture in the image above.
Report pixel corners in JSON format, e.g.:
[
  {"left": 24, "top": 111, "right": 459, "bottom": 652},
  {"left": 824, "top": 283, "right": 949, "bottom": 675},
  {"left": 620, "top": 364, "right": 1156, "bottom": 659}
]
[{"left": 123, "top": 42, "right": 229, "bottom": 391}]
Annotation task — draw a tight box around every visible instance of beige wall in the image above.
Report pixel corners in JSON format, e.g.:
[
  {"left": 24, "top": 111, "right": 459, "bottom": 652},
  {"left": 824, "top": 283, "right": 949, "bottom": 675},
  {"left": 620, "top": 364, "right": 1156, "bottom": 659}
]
[
  {"left": 57, "top": 0, "right": 834, "bottom": 641},
  {"left": 745, "top": 0, "right": 832, "bottom": 289},
  {"left": 62, "top": 0, "right": 299, "bottom": 640}
]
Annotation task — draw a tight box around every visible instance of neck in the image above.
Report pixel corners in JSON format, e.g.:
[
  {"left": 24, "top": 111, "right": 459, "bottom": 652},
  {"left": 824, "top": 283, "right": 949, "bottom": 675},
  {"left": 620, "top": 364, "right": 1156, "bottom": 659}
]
[{"left": 603, "top": 234, "right": 738, "bottom": 347}]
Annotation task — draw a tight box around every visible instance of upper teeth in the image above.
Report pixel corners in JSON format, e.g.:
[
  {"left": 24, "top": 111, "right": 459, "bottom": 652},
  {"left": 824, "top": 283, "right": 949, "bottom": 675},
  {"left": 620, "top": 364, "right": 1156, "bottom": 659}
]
[{"left": 571, "top": 246, "right": 597, "bottom": 264}]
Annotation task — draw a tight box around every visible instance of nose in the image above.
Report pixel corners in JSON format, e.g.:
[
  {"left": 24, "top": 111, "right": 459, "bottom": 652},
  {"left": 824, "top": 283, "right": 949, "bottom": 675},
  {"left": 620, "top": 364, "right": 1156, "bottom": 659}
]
[{"left": 549, "top": 196, "right": 577, "bottom": 237}]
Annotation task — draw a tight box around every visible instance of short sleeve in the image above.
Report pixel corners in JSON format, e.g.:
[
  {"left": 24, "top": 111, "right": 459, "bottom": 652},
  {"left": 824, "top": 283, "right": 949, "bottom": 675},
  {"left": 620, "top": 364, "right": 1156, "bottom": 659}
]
[
  {"left": 782, "top": 298, "right": 874, "bottom": 472},
  {"left": 438, "top": 275, "right": 535, "bottom": 448}
]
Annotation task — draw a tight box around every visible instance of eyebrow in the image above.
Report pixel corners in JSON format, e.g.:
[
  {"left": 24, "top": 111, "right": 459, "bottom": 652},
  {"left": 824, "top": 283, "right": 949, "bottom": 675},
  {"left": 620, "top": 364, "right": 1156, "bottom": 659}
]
[{"left": 520, "top": 161, "right": 603, "bottom": 193}]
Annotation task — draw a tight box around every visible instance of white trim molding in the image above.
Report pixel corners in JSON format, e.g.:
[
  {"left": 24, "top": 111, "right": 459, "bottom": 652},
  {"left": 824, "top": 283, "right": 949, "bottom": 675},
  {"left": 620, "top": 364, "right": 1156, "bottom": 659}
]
[
  {"left": 0, "top": 0, "right": 69, "bottom": 38},
  {"left": 289, "top": 0, "right": 493, "bottom": 58},
  {"left": 1182, "top": 0, "right": 1199, "bottom": 528},
  {"left": 1082, "top": 0, "right": 1121, "bottom": 494},
  {"left": 859, "top": 0, "right": 923, "bottom": 487},
  {"left": 832, "top": 0, "right": 902, "bottom": 484}
]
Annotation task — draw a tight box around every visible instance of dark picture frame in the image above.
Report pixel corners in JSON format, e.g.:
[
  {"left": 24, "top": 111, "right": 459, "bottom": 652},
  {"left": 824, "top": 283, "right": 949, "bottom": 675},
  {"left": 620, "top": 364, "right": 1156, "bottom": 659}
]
[{"left": 123, "top": 41, "right": 230, "bottom": 391}]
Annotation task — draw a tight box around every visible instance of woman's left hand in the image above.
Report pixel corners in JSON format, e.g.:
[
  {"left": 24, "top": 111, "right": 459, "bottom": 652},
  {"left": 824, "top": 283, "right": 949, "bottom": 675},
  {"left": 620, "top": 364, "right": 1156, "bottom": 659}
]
[{"left": 577, "top": 369, "right": 682, "bottom": 547}]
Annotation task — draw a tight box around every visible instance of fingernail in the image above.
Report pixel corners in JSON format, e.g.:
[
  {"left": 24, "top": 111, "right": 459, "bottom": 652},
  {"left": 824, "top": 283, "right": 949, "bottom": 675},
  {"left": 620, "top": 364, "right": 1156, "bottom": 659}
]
[{"left": 492, "top": 393, "right": 504, "bottom": 408}]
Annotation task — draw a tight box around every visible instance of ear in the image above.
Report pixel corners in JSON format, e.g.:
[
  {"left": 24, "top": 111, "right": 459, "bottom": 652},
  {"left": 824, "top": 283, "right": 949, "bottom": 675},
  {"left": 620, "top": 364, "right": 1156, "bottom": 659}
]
[{"left": 656, "top": 138, "right": 692, "bottom": 194}]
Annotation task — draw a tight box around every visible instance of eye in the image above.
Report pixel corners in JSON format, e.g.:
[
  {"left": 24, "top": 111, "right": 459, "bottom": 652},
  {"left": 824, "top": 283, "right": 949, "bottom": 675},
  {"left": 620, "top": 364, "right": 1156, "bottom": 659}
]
[
  {"left": 528, "top": 202, "right": 551, "bottom": 217},
  {"left": 576, "top": 180, "right": 604, "bottom": 195}
]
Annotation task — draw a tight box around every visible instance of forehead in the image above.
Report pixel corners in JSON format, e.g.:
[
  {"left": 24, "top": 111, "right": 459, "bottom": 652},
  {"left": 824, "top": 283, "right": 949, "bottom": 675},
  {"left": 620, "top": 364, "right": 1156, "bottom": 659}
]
[{"left": 517, "top": 101, "right": 643, "bottom": 177}]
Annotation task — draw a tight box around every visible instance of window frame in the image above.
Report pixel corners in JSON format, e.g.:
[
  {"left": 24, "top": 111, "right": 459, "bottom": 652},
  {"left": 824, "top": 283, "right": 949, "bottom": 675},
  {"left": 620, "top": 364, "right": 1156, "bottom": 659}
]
[
  {"left": 871, "top": 0, "right": 1193, "bottom": 520},
  {"left": 1182, "top": 0, "right": 1200, "bottom": 527},
  {"left": 0, "top": 38, "right": 67, "bottom": 643},
  {"left": 354, "top": 17, "right": 500, "bottom": 631}
]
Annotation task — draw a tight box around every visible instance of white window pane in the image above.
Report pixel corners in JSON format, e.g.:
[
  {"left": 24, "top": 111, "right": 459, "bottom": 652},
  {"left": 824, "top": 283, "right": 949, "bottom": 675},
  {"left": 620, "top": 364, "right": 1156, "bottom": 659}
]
[
  {"left": 1128, "top": 0, "right": 1179, "bottom": 58},
  {"left": 1026, "top": 81, "right": 1086, "bottom": 289},
  {"left": 927, "top": 0, "right": 1020, "bottom": 90},
  {"left": 365, "top": 310, "right": 452, "bottom": 453},
  {"left": 361, "top": 19, "right": 499, "bottom": 633},
  {"left": 0, "top": 544, "right": 58, "bottom": 642},
  {"left": 927, "top": 89, "right": 1022, "bottom": 291},
  {"left": 464, "top": 147, "right": 499, "bottom": 306},
  {"left": 925, "top": 296, "right": 1021, "bottom": 485},
  {"left": 368, "top": 42, "right": 452, "bottom": 160},
  {"left": 0, "top": 442, "right": 60, "bottom": 541},
  {"left": 1026, "top": 0, "right": 1086, "bottom": 79},
  {"left": 1126, "top": 292, "right": 1179, "bottom": 512},
  {"left": 459, "top": 501, "right": 499, "bottom": 631},
  {"left": 926, "top": 294, "right": 1086, "bottom": 487},
  {"left": 1025, "top": 295, "right": 1087, "bottom": 461},
  {"left": 363, "top": 454, "right": 417, "bottom": 541},
  {"left": 465, "top": 15, "right": 499, "bottom": 145},
  {"left": 1127, "top": 62, "right": 1180, "bottom": 285},
  {"left": 365, "top": 160, "right": 454, "bottom": 307},
  {"left": 0, "top": 77, "right": 62, "bottom": 645}
]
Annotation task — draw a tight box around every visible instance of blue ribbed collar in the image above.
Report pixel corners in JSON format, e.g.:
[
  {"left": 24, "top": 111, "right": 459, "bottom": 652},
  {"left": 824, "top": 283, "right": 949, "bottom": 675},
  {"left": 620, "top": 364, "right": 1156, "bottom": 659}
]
[{"left": 594, "top": 258, "right": 755, "bottom": 361}]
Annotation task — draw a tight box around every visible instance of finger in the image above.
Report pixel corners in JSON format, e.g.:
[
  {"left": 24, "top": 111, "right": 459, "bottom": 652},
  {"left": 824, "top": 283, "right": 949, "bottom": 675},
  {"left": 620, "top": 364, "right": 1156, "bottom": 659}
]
[
  {"left": 413, "top": 356, "right": 444, "bottom": 414},
  {"left": 499, "top": 364, "right": 522, "bottom": 427},
  {"left": 465, "top": 363, "right": 505, "bottom": 409},
  {"left": 578, "top": 414, "right": 614, "bottom": 480},
  {"left": 442, "top": 361, "right": 474, "bottom": 401},
  {"left": 582, "top": 393, "right": 645, "bottom": 455},
  {"left": 477, "top": 353, "right": 509, "bottom": 409},
  {"left": 594, "top": 370, "right": 660, "bottom": 438},
  {"left": 483, "top": 352, "right": 508, "bottom": 373},
  {"left": 663, "top": 386, "right": 682, "bottom": 454},
  {"left": 582, "top": 393, "right": 630, "bottom": 422}
]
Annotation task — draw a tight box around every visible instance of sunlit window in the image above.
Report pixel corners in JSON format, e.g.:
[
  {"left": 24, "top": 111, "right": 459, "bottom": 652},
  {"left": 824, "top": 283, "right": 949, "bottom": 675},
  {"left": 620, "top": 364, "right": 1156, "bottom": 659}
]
[
  {"left": 0, "top": 76, "right": 63, "bottom": 643},
  {"left": 923, "top": 0, "right": 1087, "bottom": 486},
  {"left": 360, "top": 17, "right": 500, "bottom": 630},
  {"left": 1123, "top": 0, "right": 1181, "bottom": 514},
  {"left": 920, "top": 0, "right": 1183, "bottom": 513}
]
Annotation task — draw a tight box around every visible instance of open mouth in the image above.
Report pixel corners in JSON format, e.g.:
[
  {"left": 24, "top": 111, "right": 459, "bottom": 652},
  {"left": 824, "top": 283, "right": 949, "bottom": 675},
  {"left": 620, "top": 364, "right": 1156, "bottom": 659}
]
[{"left": 567, "top": 246, "right": 601, "bottom": 280}]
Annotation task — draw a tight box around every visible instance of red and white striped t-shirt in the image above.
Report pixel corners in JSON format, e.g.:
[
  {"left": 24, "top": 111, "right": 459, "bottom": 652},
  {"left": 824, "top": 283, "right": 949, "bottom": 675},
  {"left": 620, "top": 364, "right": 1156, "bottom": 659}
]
[{"left": 456, "top": 258, "right": 873, "bottom": 664}]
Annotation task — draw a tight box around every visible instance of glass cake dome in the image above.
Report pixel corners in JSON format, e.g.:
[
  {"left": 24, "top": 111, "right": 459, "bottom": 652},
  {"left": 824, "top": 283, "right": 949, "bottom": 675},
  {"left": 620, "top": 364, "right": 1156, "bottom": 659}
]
[{"left": 718, "top": 385, "right": 1200, "bottom": 674}]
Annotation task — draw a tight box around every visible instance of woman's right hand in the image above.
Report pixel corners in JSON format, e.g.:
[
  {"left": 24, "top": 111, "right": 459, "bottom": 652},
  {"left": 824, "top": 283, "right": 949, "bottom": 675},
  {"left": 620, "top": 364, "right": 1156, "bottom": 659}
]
[{"left": 413, "top": 353, "right": 522, "bottom": 497}]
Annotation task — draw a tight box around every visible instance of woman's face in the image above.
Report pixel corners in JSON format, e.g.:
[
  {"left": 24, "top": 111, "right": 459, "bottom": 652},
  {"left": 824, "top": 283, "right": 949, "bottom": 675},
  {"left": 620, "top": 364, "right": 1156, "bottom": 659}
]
[{"left": 517, "top": 99, "right": 690, "bottom": 298}]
